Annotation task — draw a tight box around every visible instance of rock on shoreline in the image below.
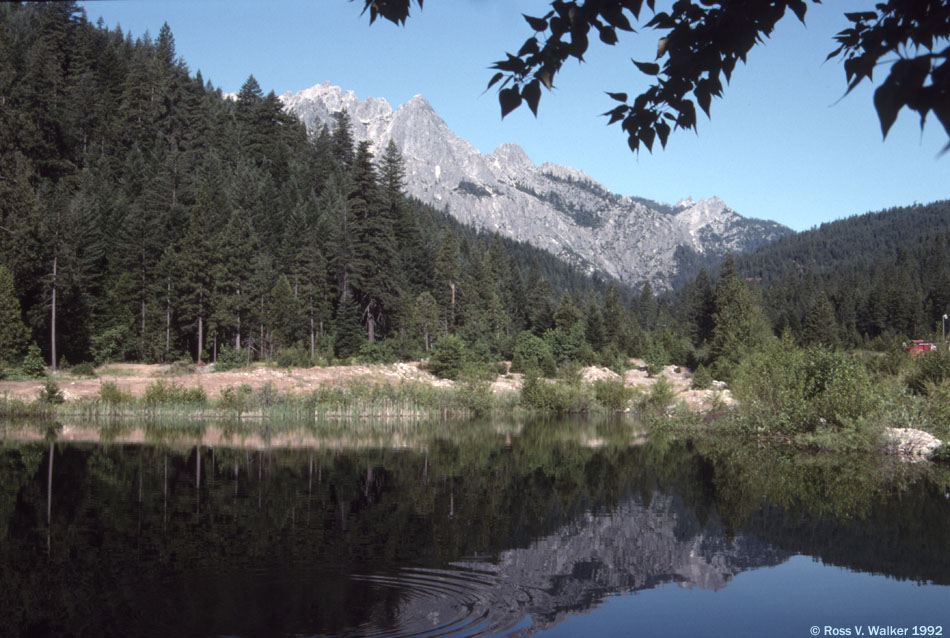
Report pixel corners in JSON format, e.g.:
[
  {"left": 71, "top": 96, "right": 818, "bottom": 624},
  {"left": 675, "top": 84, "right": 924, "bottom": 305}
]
[{"left": 885, "top": 427, "right": 943, "bottom": 461}]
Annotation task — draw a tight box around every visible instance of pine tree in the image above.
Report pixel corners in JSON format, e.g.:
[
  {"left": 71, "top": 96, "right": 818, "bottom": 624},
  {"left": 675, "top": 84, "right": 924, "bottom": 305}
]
[
  {"left": 330, "top": 109, "right": 355, "bottom": 170},
  {"left": 349, "top": 140, "right": 397, "bottom": 343},
  {"left": 177, "top": 205, "right": 215, "bottom": 363},
  {"left": 410, "top": 291, "right": 440, "bottom": 352},
  {"left": 269, "top": 273, "right": 299, "bottom": 351},
  {"left": 293, "top": 240, "right": 331, "bottom": 358},
  {"left": 710, "top": 255, "right": 773, "bottom": 378},
  {"left": 803, "top": 291, "right": 838, "bottom": 348},
  {"left": 0, "top": 264, "right": 29, "bottom": 363}
]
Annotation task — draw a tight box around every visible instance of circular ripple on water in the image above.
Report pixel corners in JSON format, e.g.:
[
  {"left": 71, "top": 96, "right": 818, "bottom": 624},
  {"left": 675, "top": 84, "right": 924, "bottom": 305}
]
[{"left": 345, "top": 566, "right": 531, "bottom": 638}]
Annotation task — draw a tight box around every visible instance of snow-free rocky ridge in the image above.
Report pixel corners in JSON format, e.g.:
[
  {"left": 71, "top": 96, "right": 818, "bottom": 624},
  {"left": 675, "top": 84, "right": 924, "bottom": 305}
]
[{"left": 281, "top": 82, "right": 791, "bottom": 289}]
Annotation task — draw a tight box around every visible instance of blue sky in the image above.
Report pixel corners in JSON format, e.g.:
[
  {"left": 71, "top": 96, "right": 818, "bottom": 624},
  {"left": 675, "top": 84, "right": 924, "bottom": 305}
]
[{"left": 88, "top": 0, "right": 948, "bottom": 231}]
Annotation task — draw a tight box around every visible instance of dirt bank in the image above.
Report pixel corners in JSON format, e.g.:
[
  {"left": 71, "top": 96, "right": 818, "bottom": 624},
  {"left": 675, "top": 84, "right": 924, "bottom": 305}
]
[{"left": 0, "top": 360, "right": 732, "bottom": 411}]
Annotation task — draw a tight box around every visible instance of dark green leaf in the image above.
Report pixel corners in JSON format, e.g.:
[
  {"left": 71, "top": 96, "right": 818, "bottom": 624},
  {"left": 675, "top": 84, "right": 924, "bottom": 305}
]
[
  {"left": 487, "top": 72, "right": 504, "bottom": 90},
  {"left": 523, "top": 13, "right": 549, "bottom": 31},
  {"left": 602, "top": 105, "right": 627, "bottom": 125},
  {"left": 537, "top": 69, "right": 554, "bottom": 89},
  {"left": 518, "top": 37, "right": 540, "bottom": 57},
  {"left": 522, "top": 80, "right": 542, "bottom": 116},
  {"left": 789, "top": 0, "right": 807, "bottom": 23},
  {"left": 627, "top": 133, "right": 640, "bottom": 153},
  {"left": 597, "top": 25, "right": 618, "bottom": 45},
  {"left": 873, "top": 79, "right": 902, "bottom": 138},
  {"left": 633, "top": 59, "right": 660, "bottom": 75},
  {"left": 499, "top": 86, "right": 523, "bottom": 118},
  {"left": 844, "top": 11, "right": 877, "bottom": 23},
  {"left": 606, "top": 91, "right": 628, "bottom": 102},
  {"left": 640, "top": 126, "right": 656, "bottom": 152},
  {"left": 656, "top": 121, "right": 671, "bottom": 148},
  {"left": 695, "top": 83, "right": 711, "bottom": 118}
]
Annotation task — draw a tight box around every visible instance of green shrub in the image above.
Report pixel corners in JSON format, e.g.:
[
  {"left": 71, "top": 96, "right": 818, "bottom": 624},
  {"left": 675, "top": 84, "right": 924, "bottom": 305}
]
[
  {"left": 256, "top": 382, "right": 282, "bottom": 408},
  {"left": 143, "top": 380, "right": 207, "bottom": 406},
  {"left": 593, "top": 377, "right": 634, "bottom": 411},
  {"left": 456, "top": 375, "right": 493, "bottom": 416},
  {"left": 99, "top": 381, "right": 133, "bottom": 405},
  {"left": 218, "top": 384, "right": 254, "bottom": 413},
  {"left": 69, "top": 362, "right": 95, "bottom": 377},
  {"left": 932, "top": 443, "right": 950, "bottom": 464},
  {"left": 907, "top": 349, "right": 950, "bottom": 395},
  {"left": 20, "top": 344, "right": 46, "bottom": 378},
  {"left": 732, "top": 340, "right": 879, "bottom": 434},
  {"left": 520, "top": 368, "right": 592, "bottom": 413},
  {"left": 38, "top": 379, "right": 64, "bottom": 404},
  {"left": 276, "top": 345, "right": 312, "bottom": 368},
  {"left": 164, "top": 360, "right": 196, "bottom": 375},
  {"left": 215, "top": 345, "right": 248, "bottom": 371},
  {"left": 427, "top": 334, "right": 466, "bottom": 380},
  {"left": 643, "top": 376, "right": 676, "bottom": 412},
  {"left": 691, "top": 364, "right": 713, "bottom": 390},
  {"left": 89, "top": 325, "right": 133, "bottom": 365},
  {"left": 923, "top": 380, "right": 950, "bottom": 439},
  {"left": 511, "top": 331, "right": 552, "bottom": 373},
  {"left": 643, "top": 340, "right": 668, "bottom": 377}
]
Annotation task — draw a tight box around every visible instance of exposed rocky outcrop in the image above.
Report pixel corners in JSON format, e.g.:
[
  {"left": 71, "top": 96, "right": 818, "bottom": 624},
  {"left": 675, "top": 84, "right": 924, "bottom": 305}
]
[
  {"left": 281, "top": 82, "right": 791, "bottom": 289},
  {"left": 885, "top": 427, "right": 943, "bottom": 460}
]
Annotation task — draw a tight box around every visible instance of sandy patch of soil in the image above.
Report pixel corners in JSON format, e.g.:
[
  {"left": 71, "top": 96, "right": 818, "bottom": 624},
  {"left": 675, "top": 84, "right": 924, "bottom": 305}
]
[
  {"left": 0, "top": 359, "right": 734, "bottom": 412},
  {"left": 0, "top": 361, "right": 451, "bottom": 402}
]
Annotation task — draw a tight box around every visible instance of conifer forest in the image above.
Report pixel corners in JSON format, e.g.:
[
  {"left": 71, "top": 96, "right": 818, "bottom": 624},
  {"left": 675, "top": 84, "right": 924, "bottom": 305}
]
[{"left": 2, "top": 2, "right": 950, "bottom": 383}]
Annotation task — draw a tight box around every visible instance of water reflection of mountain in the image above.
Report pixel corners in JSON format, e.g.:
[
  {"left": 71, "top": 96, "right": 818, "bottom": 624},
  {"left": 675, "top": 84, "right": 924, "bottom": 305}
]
[{"left": 390, "top": 493, "right": 792, "bottom": 637}]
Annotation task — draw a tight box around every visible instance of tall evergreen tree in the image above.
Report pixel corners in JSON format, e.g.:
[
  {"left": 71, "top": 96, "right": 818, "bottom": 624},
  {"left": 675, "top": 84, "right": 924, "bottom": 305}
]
[{"left": 0, "top": 264, "right": 29, "bottom": 364}]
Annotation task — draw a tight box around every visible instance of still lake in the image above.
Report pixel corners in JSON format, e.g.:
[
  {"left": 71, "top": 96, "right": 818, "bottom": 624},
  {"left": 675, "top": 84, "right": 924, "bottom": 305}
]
[{"left": 1, "top": 416, "right": 949, "bottom": 637}]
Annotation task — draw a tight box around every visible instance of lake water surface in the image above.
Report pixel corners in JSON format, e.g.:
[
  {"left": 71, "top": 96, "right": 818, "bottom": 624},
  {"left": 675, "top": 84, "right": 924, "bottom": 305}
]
[{"left": 2, "top": 417, "right": 949, "bottom": 637}]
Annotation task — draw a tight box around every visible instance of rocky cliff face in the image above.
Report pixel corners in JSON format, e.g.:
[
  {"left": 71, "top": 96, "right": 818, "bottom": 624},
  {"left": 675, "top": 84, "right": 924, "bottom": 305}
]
[{"left": 282, "top": 82, "right": 791, "bottom": 289}]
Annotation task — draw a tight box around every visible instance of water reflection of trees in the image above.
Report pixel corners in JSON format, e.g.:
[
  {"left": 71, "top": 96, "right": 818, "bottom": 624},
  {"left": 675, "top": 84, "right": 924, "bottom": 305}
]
[{"left": 0, "top": 419, "right": 949, "bottom": 635}]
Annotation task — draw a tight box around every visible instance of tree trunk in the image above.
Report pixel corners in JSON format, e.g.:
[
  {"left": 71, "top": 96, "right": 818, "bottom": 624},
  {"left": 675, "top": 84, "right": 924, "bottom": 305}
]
[
  {"left": 236, "top": 287, "right": 242, "bottom": 351},
  {"left": 50, "top": 255, "right": 57, "bottom": 372},
  {"left": 310, "top": 313, "right": 315, "bottom": 358},
  {"left": 197, "top": 290, "right": 204, "bottom": 364},
  {"left": 449, "top": 281, "right": 456, "bottom": 327},
  {"left": 165, "top": 281, "right": 171, "bottom": 358}
]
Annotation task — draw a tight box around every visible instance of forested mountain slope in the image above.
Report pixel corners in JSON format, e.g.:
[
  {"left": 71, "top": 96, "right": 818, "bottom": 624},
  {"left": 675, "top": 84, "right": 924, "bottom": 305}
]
[
  {"left": 0, "top": 3, "right": 615, "bottom": 368},
  {"left": 732, "top": 201, "right": 950, "bottom": 344}
]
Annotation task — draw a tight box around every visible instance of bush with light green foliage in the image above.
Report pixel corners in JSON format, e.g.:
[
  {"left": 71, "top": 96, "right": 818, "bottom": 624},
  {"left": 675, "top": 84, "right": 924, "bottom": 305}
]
[
  {"left": 691, "top": 364, "right": 713, "bottom": 390},
  {"left": 427, "top": 334, "right": 467, "bottom": 380},
  {"left": 276, "top": 345, "right": 312, "bottom": 368},
  {"left": 593, "top": 377, "right": 635, "bottom": 411},
  {"left": 732, "top": 337, "right": 879, "bottom": 434},
  {"left": 143, "top": 380, "right": 207, "bottom": 406},
  {"left": 71, "top": 362, "right": 96, "bottom": 377},
  {"left": 907, "top": 348, "right": 950, "bottom": 395},
  {"left": 215, "top": 345, "right": 248, "bottom": 371},
  {"left": 20, "top": 344, "right": 46, "bottom": 378},
  {"left": 99, "top": 381, "right": 133, "bottom": 405},
  {"left": 511, "top": 331, "right": 556, "bottom": 375},
  {"left": 641, "top": 376, "right": 676, "bottom": 412},
  {"left": 38, "top": 379, "right": 64, "bottom": 404},
  {"left": 520, "top": 368, "right": 593, "bottom": 413}
]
